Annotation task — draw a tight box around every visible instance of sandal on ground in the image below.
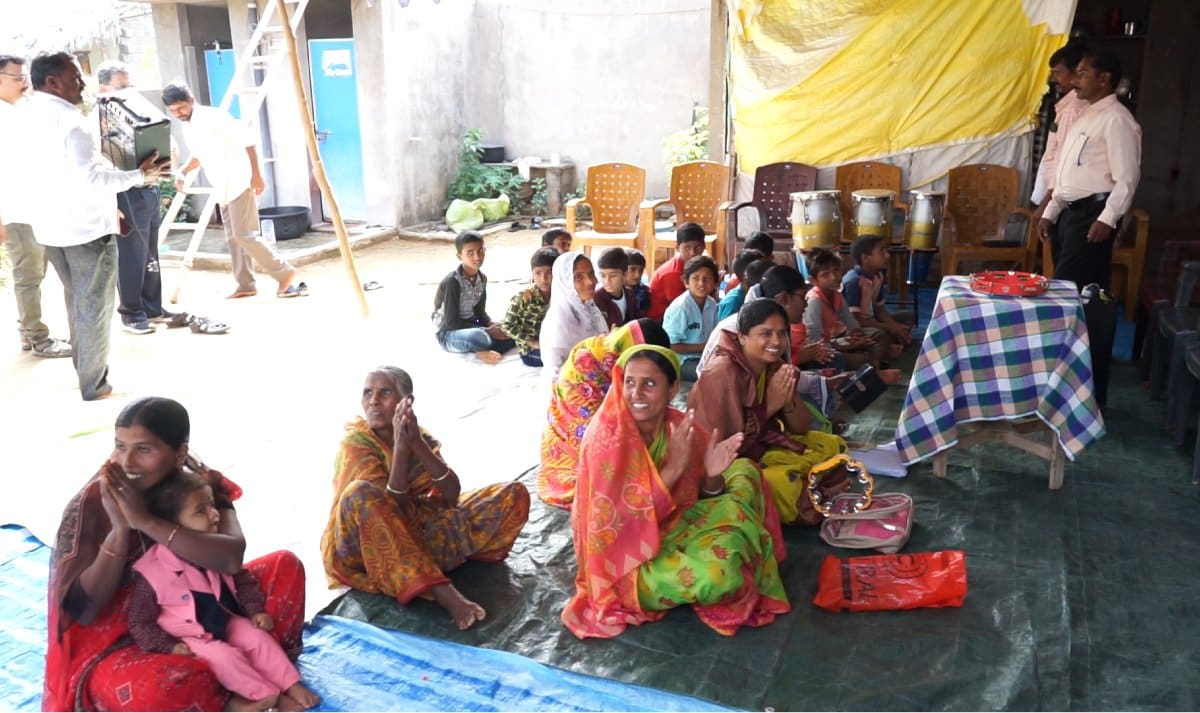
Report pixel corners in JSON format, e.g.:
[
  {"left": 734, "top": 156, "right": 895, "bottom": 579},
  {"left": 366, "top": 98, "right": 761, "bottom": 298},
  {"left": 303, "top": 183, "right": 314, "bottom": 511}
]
[
  {"left": 187, "top": 316, "right": 230, "bottom": 335},
  {"left": 31, "top": 337, "right": 73, "bottom": 358},
  {"left": 362, "top": 280, "right": 383, "bottom": 291},
  {"left": 151, "top": 311, "right": 191, "bottom": 328},
  {"left": 277, "top": 281, "right": 309, "bottom": 298}
]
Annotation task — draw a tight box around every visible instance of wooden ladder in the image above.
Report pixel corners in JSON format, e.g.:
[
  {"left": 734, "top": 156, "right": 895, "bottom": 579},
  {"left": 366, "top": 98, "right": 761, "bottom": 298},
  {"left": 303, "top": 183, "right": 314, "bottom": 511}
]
[{"left": 159, "top": 0, "right": 311, "bottom": 302}]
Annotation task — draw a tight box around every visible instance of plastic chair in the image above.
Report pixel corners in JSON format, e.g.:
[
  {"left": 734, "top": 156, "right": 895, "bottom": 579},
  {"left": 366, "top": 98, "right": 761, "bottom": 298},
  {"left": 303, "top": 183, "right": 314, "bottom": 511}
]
[
  {"left": 1185, "top": 341, "right": 1200, "bottom": 482},
  {"left": 565, "top": 162, "right": 646, "bottom": 258},
  {"left": 942, "top": 164, "right": 1036, "bottom": 276},
  {"left": 639, "top": 160, "right": 731, "bottom": 274},
  {"left": 835, "top": 160, "right": 908, "bottom": 295},
  {"left": 1150, "top": 262, "right": 1200, "bottom": 447},
  {"left": 1136, "top": 240, "right": 1200, "bottom": 373},
  {"left": 722, "top": 162, "right": 817, "bottom": 267}
]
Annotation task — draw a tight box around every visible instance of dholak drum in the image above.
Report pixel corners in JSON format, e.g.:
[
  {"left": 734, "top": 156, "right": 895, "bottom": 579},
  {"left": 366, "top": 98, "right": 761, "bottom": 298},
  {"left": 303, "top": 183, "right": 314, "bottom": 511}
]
[
  {"left": 791, "top": 190, "right": 842, "bottom": 250},
  {"left": 851, "top": 189, "right": 895, "bottom": 238},
  {"left": 907, "top": 190, "right": 945, "bottom": 250}
]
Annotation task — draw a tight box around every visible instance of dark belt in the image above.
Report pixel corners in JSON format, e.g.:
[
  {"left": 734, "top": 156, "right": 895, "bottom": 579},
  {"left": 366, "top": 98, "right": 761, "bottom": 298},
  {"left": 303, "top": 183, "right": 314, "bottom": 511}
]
[{"left": 1064, "top": 192, "right": 1110, "bottom": 209}]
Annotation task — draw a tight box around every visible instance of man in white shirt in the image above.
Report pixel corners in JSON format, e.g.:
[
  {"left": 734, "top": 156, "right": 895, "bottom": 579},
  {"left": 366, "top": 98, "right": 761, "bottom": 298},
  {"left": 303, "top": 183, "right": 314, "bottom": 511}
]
[
  {"left": 162, "top": 82, "right": 306, "bottom": 299},
  {"left": 1037, "top": 51, "right": 1141, "bottom": 290},
  {"left": 1030, "top": 43, "right": 1089, "bottom": 213},
  {"left": 0, "top": 53, "right": 70, "bottom": 357},
  {"left": 26, "top": 52, "right": 163, "bottom": 400}
]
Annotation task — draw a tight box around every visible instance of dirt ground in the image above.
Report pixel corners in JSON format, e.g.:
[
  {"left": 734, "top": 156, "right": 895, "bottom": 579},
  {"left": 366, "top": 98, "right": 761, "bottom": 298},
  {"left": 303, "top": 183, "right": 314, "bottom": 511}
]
[{"left": 0, "top": 228, "right": 550, "bottom": 617}]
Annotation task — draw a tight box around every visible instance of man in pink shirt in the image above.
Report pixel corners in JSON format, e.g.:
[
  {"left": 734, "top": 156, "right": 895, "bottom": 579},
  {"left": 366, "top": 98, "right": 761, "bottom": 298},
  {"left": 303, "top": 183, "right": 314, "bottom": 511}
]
[
  {"left": 1037, "top": 51, "right": 1141, "bottom": 290},
  {"left": 1031, "top": 43, "right": 1090, "bottom": 216}
]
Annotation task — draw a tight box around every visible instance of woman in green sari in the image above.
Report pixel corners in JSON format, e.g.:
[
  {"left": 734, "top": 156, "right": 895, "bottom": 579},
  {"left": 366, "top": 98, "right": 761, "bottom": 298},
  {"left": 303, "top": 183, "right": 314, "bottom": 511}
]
[{"left": 562, "top": 345, "right": 790, "bottom": 639}]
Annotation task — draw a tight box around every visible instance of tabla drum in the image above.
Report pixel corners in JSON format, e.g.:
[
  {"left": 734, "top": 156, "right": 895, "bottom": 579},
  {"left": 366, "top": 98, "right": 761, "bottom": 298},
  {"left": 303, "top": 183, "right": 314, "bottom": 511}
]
[
  {"left": 791, "top": 190, "right": 842, "bottom": 250},
  {"left": 851, "top": 189, "right": 895, "bottom": 238},
  {"left": 907, "top": 190, "right": 945, "bottom": 250}
]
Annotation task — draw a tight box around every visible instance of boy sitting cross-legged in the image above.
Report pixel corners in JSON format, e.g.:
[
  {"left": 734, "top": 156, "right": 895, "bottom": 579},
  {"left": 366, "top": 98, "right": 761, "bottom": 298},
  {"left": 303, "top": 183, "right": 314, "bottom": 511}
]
[
  {"left": 431, "top": 231, "right": 516, "bottom": 365},
  {"left": 842, "top": 235, "right": 914, "bottom": 352},
  {"left": 503, "top": 246, "right": 559, "bottom": 368}
]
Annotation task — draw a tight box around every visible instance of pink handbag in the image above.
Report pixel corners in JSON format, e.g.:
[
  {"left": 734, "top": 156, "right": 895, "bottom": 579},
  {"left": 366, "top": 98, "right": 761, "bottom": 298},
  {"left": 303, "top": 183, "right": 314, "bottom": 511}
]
[{"left": 818, "top": 492, "right": 914, "bottom": 554}]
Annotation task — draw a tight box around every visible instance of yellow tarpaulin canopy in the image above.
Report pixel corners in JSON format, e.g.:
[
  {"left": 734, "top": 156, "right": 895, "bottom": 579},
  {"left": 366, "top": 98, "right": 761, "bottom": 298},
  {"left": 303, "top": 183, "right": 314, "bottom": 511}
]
[{"left": 728, "top": 0, "right": 1076, "bottom": 188}]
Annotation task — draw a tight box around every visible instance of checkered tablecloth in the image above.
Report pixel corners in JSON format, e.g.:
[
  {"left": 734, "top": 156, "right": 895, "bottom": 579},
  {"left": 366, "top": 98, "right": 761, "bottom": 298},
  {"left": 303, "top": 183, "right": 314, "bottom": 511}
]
[{"left": 895, "top": 276, "right": 1106, "bottom": 464}]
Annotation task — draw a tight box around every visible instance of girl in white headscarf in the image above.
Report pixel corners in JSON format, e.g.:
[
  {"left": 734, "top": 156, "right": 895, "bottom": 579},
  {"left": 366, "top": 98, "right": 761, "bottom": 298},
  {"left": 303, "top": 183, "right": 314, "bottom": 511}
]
[{"left": 539, "top": 251, "right": 609, "bottom": 381}]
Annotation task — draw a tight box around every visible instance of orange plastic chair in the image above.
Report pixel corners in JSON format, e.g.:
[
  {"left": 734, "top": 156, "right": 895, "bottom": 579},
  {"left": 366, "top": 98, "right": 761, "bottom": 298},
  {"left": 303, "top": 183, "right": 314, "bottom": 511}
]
[
  {"left": 639, "top": 160, "right": 731, "bottom": 274},
  {"left": 565, "top": 163, "right": 646, "bottom": 258},
  {"left": 835, "top": 161, "right": 907, "bottom": 244},
  {"left": 1042, "top": 208, "right": 1149, "bottom": 322},
  {"left": 835, "top": 160, "right": 909, "bottom": 294},
  {"left": 942, "top": 164, "right": 1036, "bottom": 277},
  {"left": 722, "top": 162, "right": 817, "bottom": 267}
]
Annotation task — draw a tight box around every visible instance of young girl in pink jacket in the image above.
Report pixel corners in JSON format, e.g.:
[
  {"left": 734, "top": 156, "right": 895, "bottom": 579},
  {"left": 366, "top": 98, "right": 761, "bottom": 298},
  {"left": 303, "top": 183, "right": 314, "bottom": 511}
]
[{"left": 128, "top": 472, "right": 319, "bottom": 712}]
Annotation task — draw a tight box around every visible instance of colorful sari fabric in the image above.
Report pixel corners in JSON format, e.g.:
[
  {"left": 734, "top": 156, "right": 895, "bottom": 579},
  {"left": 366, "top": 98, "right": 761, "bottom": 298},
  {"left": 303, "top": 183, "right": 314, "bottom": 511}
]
[
  {"left": 562, "top": 360, "right": 790, "bottom": 639},
  {"left": 321, "top": 417, "right": 530, "bottom": 604},
  {"left": 689, "top": 330, "right": 847, "bottom": 524},
  {"left": 538, "top": 320, "right": 647, "bottom": 509},
  {"left": 45, "top": 468, "right": 305, "bottom": 712}
]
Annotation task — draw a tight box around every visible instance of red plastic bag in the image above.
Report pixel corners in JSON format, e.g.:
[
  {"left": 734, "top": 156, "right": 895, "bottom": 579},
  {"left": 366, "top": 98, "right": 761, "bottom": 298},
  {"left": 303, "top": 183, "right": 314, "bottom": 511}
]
[{"left": 813, "top": 550, "right": 968, "bottom": 612}]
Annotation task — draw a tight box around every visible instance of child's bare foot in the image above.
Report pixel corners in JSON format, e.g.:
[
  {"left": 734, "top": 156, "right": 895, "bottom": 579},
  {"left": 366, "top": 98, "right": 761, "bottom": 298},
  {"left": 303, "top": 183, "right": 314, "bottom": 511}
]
[
  {"left": 879, "top": 368, "right": 902, "bottom": 386},
  {"left": 225, "top": 693, "right": 278, "bottom": 712},
  {"left": 283, "top": 683, "right": 320, "bottom": 710},
  {"left": 475, "top": 350, "right": 503, "bottom": 365},
  {"left": 276, "top": 695, "right": 303, "bottom": 712},
  {"left": 432, "top": 583, "right": 487, "bottom": 630},
  {"left": 887, "top": 343, "right": 904, "bottom": 359}
]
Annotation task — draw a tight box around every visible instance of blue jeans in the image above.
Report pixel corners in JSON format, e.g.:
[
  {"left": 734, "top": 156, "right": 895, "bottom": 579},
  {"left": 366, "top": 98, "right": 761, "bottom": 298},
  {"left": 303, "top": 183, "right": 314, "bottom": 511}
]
[
  {"left": 438, "top": 328, "right": 515, "bottom": 355},
  {"left": 520, "top": 349, "right": 543, "bottom": 367}
]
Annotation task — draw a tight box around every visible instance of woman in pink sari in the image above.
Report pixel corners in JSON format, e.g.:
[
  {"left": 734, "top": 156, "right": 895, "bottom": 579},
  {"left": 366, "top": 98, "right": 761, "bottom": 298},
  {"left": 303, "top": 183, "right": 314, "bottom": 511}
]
[{"left": 562, "top": 345, "right": 790, "bottom": 639}]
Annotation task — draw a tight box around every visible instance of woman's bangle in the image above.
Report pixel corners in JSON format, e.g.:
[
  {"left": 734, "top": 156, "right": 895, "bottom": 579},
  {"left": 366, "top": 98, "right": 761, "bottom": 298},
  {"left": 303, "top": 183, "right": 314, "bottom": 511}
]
[
  {"left": 431, "top": 468, "right": 453, "bottom": 483},
  {"left": 98, "top": 542, "right": 123, "bottom": 559},
  {"left": 701, "top": 478, "right": 725, "bottom": 496},
  {"left": 386, "top": 484, "right": 409, "bottom": 496},
  {"left": 166, "top": 526, "right": 180, "bottom": 551}
]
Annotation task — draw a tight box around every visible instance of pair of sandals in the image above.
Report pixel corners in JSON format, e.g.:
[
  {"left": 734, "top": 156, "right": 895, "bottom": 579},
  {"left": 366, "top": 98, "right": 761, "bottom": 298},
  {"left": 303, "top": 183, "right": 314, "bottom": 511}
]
[{"left": 159, "top": 312, "right": 229, "bottom": 335}]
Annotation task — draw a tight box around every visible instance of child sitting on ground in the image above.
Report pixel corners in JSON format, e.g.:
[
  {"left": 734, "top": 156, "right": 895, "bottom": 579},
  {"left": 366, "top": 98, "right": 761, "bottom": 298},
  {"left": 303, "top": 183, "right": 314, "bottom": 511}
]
[
  {"left": 803, "top": 248, "right": 889, "bottom": 371},
  {"left": 648, "top": 222, "right": 708, "bottom": 321},
  {"left": 541, "top": 228, "right": 572, "bottom": 254},
  {"left": 842, "top": 235, "right": 914, "bottom": 350},
  {"left": 741, "top": 232, "right": 779, "bottom": 299},
  {"left": 664, "top": 255, "right": 720, "bottom": 382},
  {"left": 593, "top": 247, "right": 639, "bottom": 328},
  {"left": 719, "top": 249, "right": 770, "bottom": 320},
  {"left": 432, "top": 231, "right": 516, "bottom": 364},
  {"left": 503, "top": 246, "right": 558, "bottom": 368},
  {"left": 129, "top": 472, "right": 320, "bottom": 713},
  {"left": 624, "top": 248, "right": 651, "bottom": 315}
]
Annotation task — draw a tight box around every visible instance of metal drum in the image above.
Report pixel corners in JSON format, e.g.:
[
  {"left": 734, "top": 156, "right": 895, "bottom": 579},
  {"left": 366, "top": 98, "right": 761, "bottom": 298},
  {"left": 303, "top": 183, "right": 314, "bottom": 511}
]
[
  {"left": 851, "top": 189, "right": 895, "bottom": 237},
  {"left": 791, "top": 190, "right": 842, "bottom": 250},
  {"left": 907, "top": 190, "right": 945, "bottom": 250}
]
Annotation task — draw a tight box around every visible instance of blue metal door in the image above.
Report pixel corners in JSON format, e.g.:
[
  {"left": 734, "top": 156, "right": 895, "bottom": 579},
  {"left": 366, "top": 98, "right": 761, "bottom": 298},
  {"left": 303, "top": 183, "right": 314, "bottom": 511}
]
[
  {"left": 308, "top": 38, "right": 365, "bottom": 219},
  {"left": 203, "top": 49, "right": 241, "bottom": 119}
]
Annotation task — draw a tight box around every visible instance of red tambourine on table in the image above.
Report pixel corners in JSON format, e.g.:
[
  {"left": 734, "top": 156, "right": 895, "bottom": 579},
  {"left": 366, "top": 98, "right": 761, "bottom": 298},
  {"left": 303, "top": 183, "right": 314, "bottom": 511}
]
[{"left": 970, "top": 270, "right": 1049, "bottom": 297}]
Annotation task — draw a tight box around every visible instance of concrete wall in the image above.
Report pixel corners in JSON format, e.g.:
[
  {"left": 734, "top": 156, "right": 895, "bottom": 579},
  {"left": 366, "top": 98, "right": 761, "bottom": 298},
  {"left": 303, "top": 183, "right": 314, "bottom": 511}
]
[
  {"left": 471, "top": 0, "right": 711, "bottom": 197},
  {"left": 353, "top": 0, "right": 477, "bottom": 226}
]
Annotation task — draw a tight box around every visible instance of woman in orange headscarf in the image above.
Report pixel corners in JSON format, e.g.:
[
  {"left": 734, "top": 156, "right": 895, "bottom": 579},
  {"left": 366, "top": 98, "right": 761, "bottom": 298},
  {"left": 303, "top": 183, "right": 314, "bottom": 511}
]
[{"left": 562, "top": 345, "right": 789, "bottom": 639}]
